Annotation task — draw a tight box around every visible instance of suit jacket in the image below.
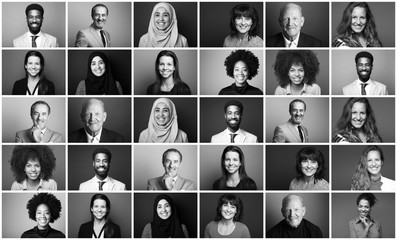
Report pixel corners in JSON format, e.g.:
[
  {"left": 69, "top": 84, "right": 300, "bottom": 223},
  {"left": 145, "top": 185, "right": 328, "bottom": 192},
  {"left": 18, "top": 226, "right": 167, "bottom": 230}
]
[
  {"left": 13, "top": 32, "right": 59, "bottom": 47},
  {"left": 12, "top": 78, "right": 55, "bottom": 95},
  {"left": 78, "top": 221, "right": 121, "bottom": 238},
  {"left": 75, "top": 24, "right": 111, "bottom": 47},
  {"left": 272, "top": 119, "right": 309, "bottom": 143},
  {"left": 211, "top": 128, "right": 258, "bottom": 143},
  {"left": 266, "top": 32, "right": 323, "bottom": 47},
  {"left": 79, "top": 176, "right": 126, "bottom": 191},
  {"left": 147, "top": 175, "right": 195, "bottom": 190},
  {"left": 342, "top": 80, "right": 388, "bottom": 95},
  {"left": 69, "top": 128, "right": 125, "bottom": 143},
  {"left": 15, "top": 128, "right": 64, "bottom": 143}
]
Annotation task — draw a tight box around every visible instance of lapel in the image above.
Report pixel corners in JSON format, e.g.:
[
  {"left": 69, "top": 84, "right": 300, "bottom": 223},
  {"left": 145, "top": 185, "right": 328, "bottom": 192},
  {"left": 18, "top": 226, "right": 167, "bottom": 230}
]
[
  {"left": 41, "top": 129, "right": 51, "bottom": 142},
  {"left": 174, "top": 177, "right": 183, "bottom": 190},
  {"left": 89, "top": 25, "right": 103, "bottom": 46},
  {"left": 23, "top": 32, "right": 31, "bottom": 47},
  {"left": 107, "top": 177, "right": 114, "bottom": 190},
  {"left": 39, "top": 33, "right": 47, "bottom": 47},
  {"left": 287, "top": 121, "right": 301, "bottom": 142},
  {"left": 239, "top": 129, "right": 247, "bottom": 143}
]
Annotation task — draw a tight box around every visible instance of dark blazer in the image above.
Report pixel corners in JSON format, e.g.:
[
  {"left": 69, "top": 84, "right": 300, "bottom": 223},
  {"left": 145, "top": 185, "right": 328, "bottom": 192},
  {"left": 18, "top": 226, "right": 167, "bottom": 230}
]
[
  {"left": 78, "top": 221, "right": 121, "bottom": 238},
  {"left": 12, "top": 78, "right": 55, "bottom": 95},
  {"left": 69, "top": 127, "right": 125, "bottom": 142},
  {"left": 266, "top": 32, "right": 324, "bottom": 47}
]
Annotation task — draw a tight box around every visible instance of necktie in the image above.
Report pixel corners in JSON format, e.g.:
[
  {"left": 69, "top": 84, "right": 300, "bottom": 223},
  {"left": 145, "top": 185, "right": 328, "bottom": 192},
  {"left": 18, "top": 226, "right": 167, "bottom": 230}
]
[
  {"left": 361, "top": 83, "right": 367, "bottom": 95},
  {"left": 230, "top": 134, "right": 237, "bottom": 143},
  {"left": 298, "top": 125, "right": 304, "bottom": 143},
  {"left": 98, "top": 181, "right": 105, "bottom": 190},
  {"left": 31, "top": 36, "right": 38, "bottom": 48},
  {"left": 100, "top": 30, "right": 106, "bottom": 47}
]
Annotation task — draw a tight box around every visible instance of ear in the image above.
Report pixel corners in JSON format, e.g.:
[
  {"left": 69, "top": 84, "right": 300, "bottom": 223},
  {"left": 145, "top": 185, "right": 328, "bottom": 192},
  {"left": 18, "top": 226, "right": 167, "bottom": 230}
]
[
  {"left": 103, "top": 112, "right": 107, "bottom": 122},
  {"left": 300, "top": 17, "right": 305, "bottom": 27},
  {"left": 281, "top": 208, "right": 285, "bottom": 217},
  {"left": 302, "top": 206, "right": 306, "bottom": 216}
]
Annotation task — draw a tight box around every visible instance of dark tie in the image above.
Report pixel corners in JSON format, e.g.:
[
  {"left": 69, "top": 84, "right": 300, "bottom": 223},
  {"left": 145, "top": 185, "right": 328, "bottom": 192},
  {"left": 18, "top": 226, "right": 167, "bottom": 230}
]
[
  {"left": 31, "top": 36, "right": 38, "bottom": 48},
  {"left": 230, "top": 134, "right": 237, "bottom": 143},
  {"left": 361, "top": 83, "right": 367, "bottom": 95},
  {"left": 100, "top": 30, "right": 106, "bottom": 47},
  {"left": 298, "top": 125, "right": 304, "bottom": 143},
  {"left": 98, "top": 181, "right": 105, "bottom": 190}
]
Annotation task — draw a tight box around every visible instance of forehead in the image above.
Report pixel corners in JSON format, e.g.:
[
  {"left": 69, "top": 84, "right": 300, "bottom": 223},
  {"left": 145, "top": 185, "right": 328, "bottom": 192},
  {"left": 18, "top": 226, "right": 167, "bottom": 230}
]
[
  {"left": 165, "top": 151, "right": 181, "bottom": 160},
  {"left": 155, "top": 102, "right": 169, "bottom": 109},
  {"left": 291, "top": 102, "right": 305, "bottom": 110},
  {"left": 27, "top": 158, "right": 40, "bottom": 164},
  {"left": 92, "top": 56, "right": 104, "bottom": 62},
  {"left": 352, "top": 102, "right": 366, "bottom": 111},
  {"left": 352, "top": 7, "right": 366, "bottom": 16},
  {"left": 36, "top": 204, "right": 49, "bottom": 211},
  {"left": 158, "top": 199, "right": 169, "bottom": 205},
  {"left": 290, "top": 63, "right": 304, "bottom": 69},
  {"left": 358, "top": 199, "right": 370, "bottom": 206},
  {"left": 155, "top": 7, "right": 169, "bottom": 15},
  {"left": 93, "top": 199, "right": 107, "bottom": 206},
  {"left": 367, "top": 150, "right": 380, "bottom": 159},
  {"left": 225, "top": 151, "right": 240, "bottom": 159},
  {"left": 33, "top": 103, "right": 49, "bottom": 113},
  {"left": 95, "top": 153, "right": 109, "bottom": 160},
  {"left": 159, "top": 56, "right": 174, "bottom": 63},
  {"left": 85, "top": 101, "right": 104, "bottom": 112},
  {"left": 284, "top": 197, "right": 303, "bottom": 209},
  {"left": 283, "top": 5, "right": 302, "bottom": 17},
  {"left": 27, "top": 56, "right": 41, "bottom": 63},
  {"left": 234, "top": 61, "right": 247, "bottom": 68},
  {"left": 357, "top": 57, "right": 371, "bottom": 64},
  {"left": 28, "top": 9, "right": 42, "bottom": 16},
  {"left": 93, "top": 6, "right": 107, "bottom": 15},
  {"left": 226, "top": 105, "right": 241, "bottom": 112}
]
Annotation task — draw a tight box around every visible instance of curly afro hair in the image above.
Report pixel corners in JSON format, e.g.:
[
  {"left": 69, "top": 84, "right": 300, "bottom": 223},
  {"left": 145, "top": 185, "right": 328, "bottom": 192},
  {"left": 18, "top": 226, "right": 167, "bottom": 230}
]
[
  {"left": 273, "top": 50, "right": 319, "bottom": 88},
  {"left": 10, "top": 146, "right": 56, "bottom": 183},
  {"left": 224, "top": 50, "right": 259, "bottom": 80},
  {"left": 27, "top": 193, "right": 62, "bottom": 223}
]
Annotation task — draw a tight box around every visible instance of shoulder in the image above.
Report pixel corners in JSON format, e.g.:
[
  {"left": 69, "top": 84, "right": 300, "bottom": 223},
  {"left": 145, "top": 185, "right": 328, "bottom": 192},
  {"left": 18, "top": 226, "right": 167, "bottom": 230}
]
[
  {"left": 267, "top": 220, "right": 285, "bottom": 237},
  {"left": 236, "top": 221, "right": 249, "bottom": 231},
  {"left": 223, "top": 35, "right": 233, "bottom": 46},
  {"left": 49, "top": 228, "right": 65, "bottom": 238},
  {"left": 11, "top": 181, "right": 23, "bottom": 190},
  {"left": 266, "top": 33, "right": 283, "bottom": 46},
  {"left": 69, "top": 128, "right": 85, "bottom": 142},
  {"left": 177, "top": 34, "right": 188, "bottom": 47},
  {"left": 289, "top": 178, "right": 299, "bottom": 189},
  {"left": 212, "top": 178, "right": 222, "bottom": 190},
  {"left": 42, "top": 32, "right": 57, "bottom": 40},
  {"left": 274, "top": 86, "right": 287, "bottom": 95},
  {"left": 177, "top": 129, "right": 188, "bottom": 142},
  {"left": 102, "top": 128, "right": 125, "bottom": 142},
  {"left": 139, "top": 33, "right": 149, "bottom": 47},
  {"left": 205, "top": 221, "right": 218, "bottom": 230},
  {"left": 75, "top": 80, "right": 86, "bottom": 94},
  {"left": 333, "top": 38, "right": 349, "bottom": 48},
  {"left": 139, "top": 129, "right": 149, "bottom": 142},
  {"left": 241, "top": 129, "right": 257, "bottom": 138},
  {"left": 142, "top": 223, "right": 152, "bottom": 237},
  {"left": 373, "top": 80, "right": 387, "bottom": 88},
  {"left": 246, "top": 84, "right": 263, "bottom": 95},
  {"left": 219, "top": 85, "right": 234, "bottom": 95},
  {"left": 300, "top": 32, "right": 323, "bottom": 46},
  {"left": 14, "top": 78, "right": 27, "bottom": 86},
  {"left": 302, "top": 218, "right": 322, "bottom": 232},
  {"left": 43, "top": 179, "right": 57, "bottom": 190},
  {"left": 316, "top": 179, "right": 329, "bottom": 190},
  {"left": 13, "top": 33, "right": 27, "bottom": 46},
  {"left": 179, "top": 82, "right": 191, "bottom": 94},
  {"left": 243, "top": 177, "right": 257, "bottom": 189}
]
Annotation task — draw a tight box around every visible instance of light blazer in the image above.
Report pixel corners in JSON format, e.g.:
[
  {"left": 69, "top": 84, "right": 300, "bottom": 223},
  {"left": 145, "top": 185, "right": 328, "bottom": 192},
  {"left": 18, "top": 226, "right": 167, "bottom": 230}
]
[
  {"left": 69, "top": 128, "right": 126, "bottom": 143},
  {"left": 342, "top": 80, "right": 388, "bottom": 95},
  {"left": 15, "top": 128, "right": 64, "bottom": 143},
  {"left": 147, "top": 175, "right": 195, "bottom": 190},
  {"left": 75, "top": 24, "right": 111, "bottom": 47},
  {"left": 13, "top": 32, "right": 59, "bottom": 47},
  {"left": 210, "top": 128, "right": 258, "bottom": 143},
  {"left": 79, "top": 176, "right": 126, "bottom": 191},
  {"left": 272, "top": 119, "right": 309, "bottom": 143},
  {"left": 266, "top": 32, "right": 324, "bottom": 47}
]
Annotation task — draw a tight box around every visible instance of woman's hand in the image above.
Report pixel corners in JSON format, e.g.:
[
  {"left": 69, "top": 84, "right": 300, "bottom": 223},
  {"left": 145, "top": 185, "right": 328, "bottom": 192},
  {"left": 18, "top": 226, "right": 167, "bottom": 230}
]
[{"left": 360, "top": 216, "right": 373, "bottom": 230}]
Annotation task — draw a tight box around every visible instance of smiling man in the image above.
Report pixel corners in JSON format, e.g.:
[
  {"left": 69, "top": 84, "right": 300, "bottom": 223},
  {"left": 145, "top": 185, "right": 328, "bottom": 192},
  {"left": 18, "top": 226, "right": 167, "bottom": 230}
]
[
  {"left": 75, "top": 4, "right": 111, "bottom": 47},
  {"left": 147, "top": 148, "right": 195, "bottom": 190}
]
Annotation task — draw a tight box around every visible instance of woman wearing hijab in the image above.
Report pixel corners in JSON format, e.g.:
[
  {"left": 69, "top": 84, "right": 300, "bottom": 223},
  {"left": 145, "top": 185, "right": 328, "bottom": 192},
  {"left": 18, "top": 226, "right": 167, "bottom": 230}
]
[
  {"left": 139, "top": 2, "right": 188, "bottom": 47},
  {"left": 138, "top": 98, "right": 188, "bottom": 143},
  {"left": 75, "top": 51, "right": 123, "bottom": 95},
  {"left": 141, "top": 194, "right": 188, "bottom": 238}
]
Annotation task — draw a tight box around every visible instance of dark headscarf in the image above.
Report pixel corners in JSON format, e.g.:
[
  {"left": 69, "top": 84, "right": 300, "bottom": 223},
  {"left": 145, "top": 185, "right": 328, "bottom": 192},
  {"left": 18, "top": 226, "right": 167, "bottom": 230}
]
[
  {"left": 85, "top": 51, "right": 119, "bottom": 95},
  {"left": 151, "top": 194, "right": 185, "bottom": 238}
]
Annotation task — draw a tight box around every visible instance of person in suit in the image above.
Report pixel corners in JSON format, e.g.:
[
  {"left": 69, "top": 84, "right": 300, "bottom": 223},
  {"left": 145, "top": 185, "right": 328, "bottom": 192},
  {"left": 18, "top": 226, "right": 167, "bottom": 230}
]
[
  {"left": 69, "top": 98, "right": 125, "bottom": 143},
  {"left": 343, "top": 51, "right": 388, "bottom": 95},
  {"left": 211, "top": 100, "right": 258, "bottom": 143},
  {"left": 75, "top": 4, "right": 111, "bottom": 47},
  {"left": 272, "top": 99, "right": 308, "bottom": 143},
  {"left": 79, "top": 148, "right": 126, "bottom": 191},
  {"left": 15, "top": 100, "right": 64, "bottom": 143},
  {"left": 13, "top": 4, "right": 59, "bottom": 48},
  {"left": 266, "top": 3, "right": 323, "bottom": 47},
  {"left": 147, "top": 148, "right": 194, "bottom": 190}
]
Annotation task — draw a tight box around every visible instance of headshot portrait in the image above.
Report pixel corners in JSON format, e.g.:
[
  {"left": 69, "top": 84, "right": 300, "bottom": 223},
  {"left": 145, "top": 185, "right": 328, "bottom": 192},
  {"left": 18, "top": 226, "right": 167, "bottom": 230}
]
[
  {"left": 134, "top": 49, "right": 197, "bottom": 95},
  {"left": 134, "top": 2, "right": 197, "bottom": 47},
  {"left": 68, "top": 50, "right": 131, "bottom": 95},
  {"left": 332, "top": 193, "right": 395, "bottom": 238},
  {"left": 200, "top": 49, "right": 263, "bottom": 95},
  {"left": 68, "top": 192, "right": 131, "bottom": 238},
  {"left": 68, "top": 2, "right": 131, "bottom": 47},
  {"left": 134, "top": 193, "right": 197, "bottom": 238},
  {"left": 266, "top": 2, "right": 328, "bottom": 47},
  {"left": 3, "top": 2, "right": 65, "bottom": 47},
  {"left": 200, "top": 193, "right": 263, "bottom": 238},
  {"left": 266, "top": 97, "right": 329, "bottom": 143},
  {"left": 200, "top": 2, "right": 263, "bottom": 47},
  {"left": 332, "top": 50, "right": 395, "bottom": 95},
  {"left": 2, "top": 192, "right": 66, "bottom": 238},
  {"left": 266, "top": 50, "right": 329, "bottom": 95},
  {"left": 332, "top": 2, "right": 395, "bottom": 47}
]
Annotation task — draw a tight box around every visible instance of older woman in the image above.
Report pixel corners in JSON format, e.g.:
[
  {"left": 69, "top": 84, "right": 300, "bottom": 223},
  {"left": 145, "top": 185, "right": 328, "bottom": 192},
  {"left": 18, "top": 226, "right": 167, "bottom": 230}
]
[
  {"left": 13, "top": 51, "right": 55, "bottom": 95},
  {"left": 289, "top": 147, "right": 329, "bottom": 190},
  {"left": 333, "top": 98, "right": 382, "bottom": 143},
  {"left": 10, "top": 146, "right": 57, "bottom": 191},
  {"left": 21, "top": 193, "right": 65, "bottom": 238},
  {"left": 349, "top": 193, "right": 382, "bottom": 238},
  {"left": 274, "top": 50, "right": 320, "bottom": 95},
  {"left": 139, "top": 3, "right": 188, "bottom": 47},
  {"left": 147, "top": 50, "right": 191, "bottom": 95},
  {"left": 75, "top": 51, "right": 122, "bottom": 95},
  {"left": 223, "top": 4, "right": 263, "bottom": 47},
  {"left": 333, "top": 2, "right": 382, "bottom": 47},
  {"left": 351, "top": 145, "right": 395, "bottom": 191}
]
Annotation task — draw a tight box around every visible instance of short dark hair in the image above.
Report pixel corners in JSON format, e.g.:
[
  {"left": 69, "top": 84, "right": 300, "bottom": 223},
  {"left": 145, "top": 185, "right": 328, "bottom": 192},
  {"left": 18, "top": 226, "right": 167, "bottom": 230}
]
[
  {"left": 30, "top": 101, "right": 51, "bottom": 117},
  {"left": 26, "top": 193, "right": 62, "bottom": 223},
  {"left": 355, "top": 51, "right": 374, "bottom": 65},
  {"left": 25, "top": 3, "right": 44, "bottom": 16},
  {"left": 224, "top": 100, "right": 243, "bottom": 114},
  {"left": 91, "top": 4, "right": 108, "bottom": 18},
  {"left": 356, "top": 193, "right": 377, "bottom": 207},
  {"left": 289, "top": 99, "right": 306, "bottom": 113},
  {"left": 215, "top": 194, "right": 243, "bottom": 222},
  {"left": 162, "top": 148, "right": 182, "bottom": 165},
  {"left": 295, "top": 147, "right": 326, "bottom": 183},
  {"left": 92, "top": 148, "right": 112, "bottom": 162}
]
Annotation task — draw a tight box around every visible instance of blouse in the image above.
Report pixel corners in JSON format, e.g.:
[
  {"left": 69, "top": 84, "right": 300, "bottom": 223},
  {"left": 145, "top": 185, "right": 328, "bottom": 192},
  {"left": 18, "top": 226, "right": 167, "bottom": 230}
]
[
  {"left": 141, "top": 223, "right": 189, "bottom": 238},
  {"left": 289, "top": 178, "right": 329, "bottom": 190},
  {"left": 204, "top": 221, "right": 250, "bottom": 238},
  {"left": 75, "top": 80, "right": 123, "bottom": 95},
  {"left": 349, "top": 217, "right": 382, "bottom": 238},
  {"left": 275, "top": 83, "right": 321, "bottom": 95},
  {"left": 219, "top": 83, "right": 263, "bottom": 95},
  {"left": 11, "top": 179, "right": 57, "bottom": 191},
  {"left": 223, "top": 35, "right": 263, "bottom": 47}
]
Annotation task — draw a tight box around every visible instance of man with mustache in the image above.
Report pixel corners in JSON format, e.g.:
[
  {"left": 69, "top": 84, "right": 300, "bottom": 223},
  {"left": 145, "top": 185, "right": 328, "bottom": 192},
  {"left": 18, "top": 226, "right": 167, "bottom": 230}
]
[
  {"left": 147, "top": 148, "right": 195, "bottom": 190},
  {"left": 79, "top": 148, "right": 126, "bottom": 191},
  {"left": 211, "top": 100, "right": 257, "bottom": 143},
  {"left": 13, "top": 3, "right": 59, "bottom": 47},
  {"left": 343, "top": 51, "right": 388, "bottom": 95},
  {"left": 75, "top": 4, "right": 111, "bottom": 47},
  {"left": 273, "top": 99, "right": 308, "bottom": 143}
]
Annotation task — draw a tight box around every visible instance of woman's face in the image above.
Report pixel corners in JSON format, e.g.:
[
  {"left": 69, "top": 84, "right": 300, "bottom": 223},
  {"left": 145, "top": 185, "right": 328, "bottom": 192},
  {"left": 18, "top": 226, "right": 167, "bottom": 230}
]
[
  {"left": 224, "top": 151, "right": 241, "bottom": 174},
  {"left": 351, "top": 7, "right": 367, "bottom": 34},
  {"left": 357, "top": 199, "right": 371, "bottom": 218},
  {"left": 351, "top": 102, "right": 367, "bottom": 129},
  {"left": 157, "top": 199, "right": 172, "bottom": 220},
  {"left": 235, "top": 16, "right": 252, "bottom": 34},
  {"left": 91, "top": 56, "right": 106, "bottom": 77},
  {"left": 154, "top": 102, "right": 171, "bottom": 126},
  {"left": 154, "top": 7, "right": 171, "bottom": 30},
  {"left": 91, "top": 199, "right": 108, "bottom": 220},
  {"left": 288, "top": 63, "right": 305, "bottom": 86},
  {"left": 366, "top": 150, "right": 382, "bottom": 176},
  {"left": 233, "top": 61, "right": 249, "bottom": 86},
  {"left": 221, "top": 202, "right": 237, "bottom": 220},
  {"left": 158, "top": 56, "right": 175, "bottom": 79},
  {"left": 300, "top": 159, "right": 318, "bottom": 178},
  {"left": 25, "top": 56, "right": 41, "bottom": 77},
  {"left": 36, "top": 204, "right": 51, "bottom": 230},
  {"left": 24, "top": 158, "right": 41, "bottom": 181}
]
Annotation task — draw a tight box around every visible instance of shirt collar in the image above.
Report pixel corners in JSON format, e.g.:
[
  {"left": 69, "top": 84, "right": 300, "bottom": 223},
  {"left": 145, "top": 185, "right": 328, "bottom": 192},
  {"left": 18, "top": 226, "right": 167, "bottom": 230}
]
[
  {"left": 93, "top": 175, "right": 109, "bottom": 183},
  {"left": 22, "top": 178, "right": 44, "bottom": 190},
  {"left": 285, "top": 83, "right": 308, "bottom": 95},
  {"left": 225, "top": 128, "right": 242, "bottom": 135},
  {"left": 27, "top": 31, "right": 43, "bottom": 37},
  {"left": 283, "top": 32, "right": 300, "bottom": 48},
  {"left": 84, "top": 127, "right": 103, "bottom": 143},
  {"left": 353, "top": 216, "right": 375, "bottom": 224},
  {"left": 355, "top": 78, "right": 373, "bottom": 86}
]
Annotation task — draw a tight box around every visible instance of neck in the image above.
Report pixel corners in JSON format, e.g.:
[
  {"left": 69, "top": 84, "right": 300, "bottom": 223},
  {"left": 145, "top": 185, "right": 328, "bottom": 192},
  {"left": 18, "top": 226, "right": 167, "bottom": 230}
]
[
  {"left": 28, "top": 75, "right": 40, "bottom": 81},
  {"left": 303, "top": 175, "right": 314, "bottom": 183},
  {"left": 162, "top": 77, "right": 175, "bottom": 87},
  {"left": 27, "top": 178, "right": 40, "bottom": 188},
  {"left": 29, "top": 30, "right": 40, "bottom": 35},
  {"left": 237, "top": 32, "right": 248, "bottom": 40},
  {"left": 290, "top": 82, "right": 304, "bottom": 92},
  {"left": 219, "top": 218, "right": 234, "bottom": 226},
  {"left": 228, "top": 171, "right": 240, "bottom": 182},
  {"left": 370, "top": 173, "right": 381, "bottom": 181},
  {"left": 283, "top": 32, "right": 298, "bottom": 41},
  {"left": 37, "top": 224, "right": 49, "bottom": 230},
  {"left": 86, "top": 127, "right": 100, "bottom": 137},
  {"left": 96, "top": 174, "right": 107, "bottom": 181},
  {"left": 235, "top": 81, "right": 247, "bottom": 87},
  {"left": 227, "top": 127, "right": 239, "bottom": 133},
  {"left": 94, "top": 218, "right": 106, "bottom": 225}
]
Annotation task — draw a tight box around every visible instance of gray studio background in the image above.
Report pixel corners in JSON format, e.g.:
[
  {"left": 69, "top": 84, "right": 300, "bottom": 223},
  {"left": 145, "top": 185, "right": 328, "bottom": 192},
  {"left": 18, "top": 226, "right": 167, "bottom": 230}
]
[
  {"left": 266, "top": 97, "right": 329, "bottom": 142},
  {"left": 134, "top": 50, "right": 197, "bottom": 95},
  {"left": 200, "top": 49, "right": 263, "bottom": 95},
  {"left": 134, "top": 145, "right": 197, "bottom": 190},
  {"left": 68, "top": 2, "right": 131, "bottom": 47},
  {"left": 200, "top": 145, "right": 263, "bottom": 190}
]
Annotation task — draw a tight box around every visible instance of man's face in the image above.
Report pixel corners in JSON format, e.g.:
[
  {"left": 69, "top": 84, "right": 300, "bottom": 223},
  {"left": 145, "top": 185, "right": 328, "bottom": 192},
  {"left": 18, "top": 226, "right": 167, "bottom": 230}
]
[
  {"left": 31, "top": 103, "right": 49, "bottom": 130},
  {"left": 92, "top": 6, "right": 107, "bottom": 29},
  {"left": 356, "top": 57, "right": 373, "bottom": 82},
  {"left": 282, "top": 196, "right": 306, "bottom": 228},
  {"left": 93, "top": 153, "right": 110, "bottom": 178},
  {"left": 289, "top": 102, "right": 305, "bottom": 125},
  {"left": 26, "top": 9, "right": 43, "bottom": 34},
  {"left": 81, "top": 100, "right": 107, "bottom": 135},
  {"left": 225, "top": 105, "right": 242, "bottom": 131},
  {"left": 279, "top": 4, "right": 304, "bottom": 40},
  {"left": 163, "top": 152, "right": 181, "bottom": 178}
]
